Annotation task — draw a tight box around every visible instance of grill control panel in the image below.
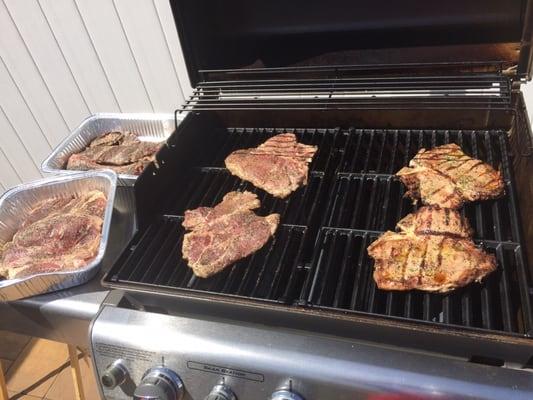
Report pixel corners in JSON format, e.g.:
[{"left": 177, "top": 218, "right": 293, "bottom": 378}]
[{"left": 90, "top": 304, "right": 533, "bottom": 400}]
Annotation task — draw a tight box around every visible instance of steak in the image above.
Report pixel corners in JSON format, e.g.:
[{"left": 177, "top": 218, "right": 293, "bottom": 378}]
[
  {"left": 396, "top": 143, "right": 504, "bottom": 208},
  {"left": 224, "top": 133, "right": 318, "bottom": 198},
  {"left": 396, "top": 206, "right": 472, "bottom": 238},
  {"left": 368, "top": 207, "right": 496, "bottom": 292},
  {"left": 21, "top": 190, "right": 106, "bottom": 229},
  {"left": 66, "top": 131, "right": 161, "bottom": 175},
  {"left": 182, "top": 191, "right": 280, "bottom": 278},
  {"left": 0, "top": 190, "right": 106, "bottom": 280}
]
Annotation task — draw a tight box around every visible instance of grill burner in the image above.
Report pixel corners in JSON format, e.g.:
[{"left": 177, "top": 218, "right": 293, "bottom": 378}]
[{"left": 104, "top": 124, "right": 532, "bottom": 337}]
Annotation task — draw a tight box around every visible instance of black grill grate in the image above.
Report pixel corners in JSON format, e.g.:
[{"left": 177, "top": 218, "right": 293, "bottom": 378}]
[
  {"left": 104, "top": 125, "right": 533, "bottom": 336},
  {"left": 303, "top": 229, "right": 524, "bottom": 333},
  {"left": 108, "top": 217, "right": 307, "bottom": 303},
  {"left": 324, "top": 174, "right": 519, "bottom": 243}
]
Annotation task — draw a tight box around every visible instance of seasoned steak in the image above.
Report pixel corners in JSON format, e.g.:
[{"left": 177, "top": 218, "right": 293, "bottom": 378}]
[
  {"left": 368, "top": 207, "right": 495, "bottom": 293},
  {"left": 225, "top": 133, "right": 318, "bottom": 198},
  {"left": 396, "top": 206, "right": 473, "bottom": 238},
  {"left": 66, "top": 131, "right": 161, "bottom": 175},
  {"left": 396, "top": 143, "right": 504, "bottom": 208},
  {"left": 21, "top": 190, "right": 106, "bottom": 229},
  {"left": 182, "top": 191, "right": 280, "bottom": 278},
  {"left": 0, "top": 190, "right": 106, "bottom": 280},
  {"left": 368, "top": 232, "right": 496, "bottom": 292}
]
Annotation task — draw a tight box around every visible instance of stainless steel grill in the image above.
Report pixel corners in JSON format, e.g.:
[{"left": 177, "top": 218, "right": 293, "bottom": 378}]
[{"left": 91, "top": 2, "right": 533, "bottom": 399}]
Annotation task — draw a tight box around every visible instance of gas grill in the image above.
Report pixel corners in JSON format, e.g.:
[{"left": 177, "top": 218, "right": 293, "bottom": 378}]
[{"left": 90, "top": 1, "right": 533, "bottom": 399}]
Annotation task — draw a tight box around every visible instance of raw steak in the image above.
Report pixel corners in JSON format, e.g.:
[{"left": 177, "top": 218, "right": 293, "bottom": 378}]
[
  {"left": 182, "top": 191, "right": 280, "bottom": 278},
  {"left": 368, "top": 207, "right": 496, "bottom": 293},
  {"left": 66, "top": 131, "right": 161, "bottom": 175},
  {"left": 396, "top": 143, "right": 504, "bottom": 208},
  {"left": 225, "top": 133, "right": 318, "bottom": 198},
  {"left": 0, "top": 190, "right": 106, "bottom": 280}
]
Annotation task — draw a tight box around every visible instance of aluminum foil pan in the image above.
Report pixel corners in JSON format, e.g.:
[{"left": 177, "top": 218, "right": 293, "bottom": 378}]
[
  {"left": 0, "top": 171, "right": 117, "bottom": 301},
  {"left": 41, "top": 113, "right": 181, "bottom": 186}
]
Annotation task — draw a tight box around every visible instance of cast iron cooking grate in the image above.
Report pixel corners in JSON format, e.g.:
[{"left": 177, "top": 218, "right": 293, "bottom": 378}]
[
  {"left": 302, "top": 229, "right": 524, "bottom": 332},
  {"left": 108, "top": 217, "right": 308, "bottom": 303},
  {"left": 105, "top": 127, "right": 339, "bottom": 304},
  {"left": 104, "top": 125, "right": 532, "bottom": 335},
  {"left": 299, "top": 128, "right": 532, "bottom": 335}
]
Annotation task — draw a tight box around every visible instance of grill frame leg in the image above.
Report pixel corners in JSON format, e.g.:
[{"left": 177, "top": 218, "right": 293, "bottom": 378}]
[
  {"left": 0, "top": 359, "right": 7, "bottom": 400},
  {"left": 68, "top": 344, "right": 86, "bottom": 400}
]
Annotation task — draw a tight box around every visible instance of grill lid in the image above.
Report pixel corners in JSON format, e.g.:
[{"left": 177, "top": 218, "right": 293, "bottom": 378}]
[{"left": 168, "top": 0, "right": 533, "bottom": 85}]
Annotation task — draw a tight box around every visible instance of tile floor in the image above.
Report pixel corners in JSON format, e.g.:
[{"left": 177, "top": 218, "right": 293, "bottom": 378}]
[{"left": 0, "top": 331, "right": 100, "bottom": 400}]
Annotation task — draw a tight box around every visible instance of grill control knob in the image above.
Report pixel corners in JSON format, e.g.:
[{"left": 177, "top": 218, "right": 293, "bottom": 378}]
[
  {"left": 133, "top": 367, "right": 184, "bottom": 400},
  {"left": 100, "top": 360, "right": 128, "bottom": 389},
  {"left": 101, "top": 360, "right": 128, "bottom": 389},
  {"left": 270, "top": 389, "right": 304, "bottom": 400},
  {"left": 205, "top": 384, "right": 236, "bottom": 400}
]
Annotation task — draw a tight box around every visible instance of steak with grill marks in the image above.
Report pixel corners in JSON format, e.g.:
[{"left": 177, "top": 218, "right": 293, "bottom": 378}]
[
  {"left": 396, "top": 206, "right": 473, "bottom": 238},
  {"left": 182, "top": 191, "right": 280, "bottom": 278},
  {"left": 224, "top": 133, "right": 318, "bottom": 198},
  {"left": 66, "top": 131, "right": 161, "bottom": 175},
  {"left": 0, "top": 190, "right": 106, "bottom": 280},
  {"left": 368, "top": 207, "right": 496, "bottom": 293},
  {"left": 396, "top": 143, "right": 504, "bottom": 208}
]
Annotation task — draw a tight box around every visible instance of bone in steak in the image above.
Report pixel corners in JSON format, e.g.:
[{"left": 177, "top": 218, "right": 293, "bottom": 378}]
[
  {"left": 368, "top": 207, "right": 496, "bottom": 292},
  {"left": 396, "top": 143, "right": 504, "bottom": 208},
  {"left": 182, "top": 191, "right": 280, "bottom": 278},
  {"left": 66, "top": 131, "right": 161, "bottom": 175},
  {"left": 396, "top": 206, "right": 473, "bottom": 238},
  {"left": 0, "top": 190, "right": 106, "bottom": 280},
  {"left": 224, "top": 133, "right": 318, "bottom": 198}
]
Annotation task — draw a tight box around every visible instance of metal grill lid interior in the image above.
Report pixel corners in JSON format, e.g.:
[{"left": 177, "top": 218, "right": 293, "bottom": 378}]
[{"left": 168, "top": 0, "right": 533, "bottom": 85}]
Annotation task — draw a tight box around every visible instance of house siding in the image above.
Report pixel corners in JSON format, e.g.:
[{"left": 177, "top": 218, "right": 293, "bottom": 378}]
[{"left": 0, "top": 0, "right": 191, "bottom": 188}]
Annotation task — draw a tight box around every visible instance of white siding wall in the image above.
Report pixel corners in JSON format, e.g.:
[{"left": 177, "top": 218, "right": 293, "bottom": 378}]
[{"left": 0, "top": 0, "right": 191, "bottom": 190}]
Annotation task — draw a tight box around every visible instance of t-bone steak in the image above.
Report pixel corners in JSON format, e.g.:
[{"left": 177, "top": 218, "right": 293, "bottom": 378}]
[
  {"left": 224, "top": 133, "right": 318, "bottom": 198},
  {"left": 182, "top": 191, "right": 280, "bottom": 278},
  {"left": 66, "top": 131, "right": 161, "bottom": 175},
  {"left": 0, "top": 190, "right": 106, "bottom": 280},
  {"left": 396, "top": 143, "right": 504, "bottom": 208},
  {"left": 368, "top": 207, "right": 496, "bottom": 293}
]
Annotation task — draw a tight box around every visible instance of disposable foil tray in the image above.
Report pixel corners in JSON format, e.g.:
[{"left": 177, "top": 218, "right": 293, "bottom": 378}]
[
  {"left": 0, "top": 171, "right": 117, "bottom": 301},
  {"left": 41, "top": 113, "right": 179, "bottom": 186}
]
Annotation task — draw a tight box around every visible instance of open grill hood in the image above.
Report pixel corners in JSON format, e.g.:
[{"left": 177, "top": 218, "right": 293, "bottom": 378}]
[
  {"left": 99, "top": 0, "right": 533, "bottom": 370},
  {"left": 169, "top": 0, "right": 533, "bottom": 86}
]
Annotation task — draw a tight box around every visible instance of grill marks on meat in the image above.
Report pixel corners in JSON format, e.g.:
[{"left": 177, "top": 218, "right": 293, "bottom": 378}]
[
  {"left": 369, "top": 232, "right": 496, "bottom": 292},
  {"left": 66, "top": 131, "right": 161, "bottom": 175},
  {"left": 396, "top": 143, "right": 504, "bottom": 208},
  {"left": 374, "top": 143, "right": 503, "bottom": 292},
  {"left": 181, "top": 134, "right": 315, "bottom": 276},
  {"left": 225, "top": 133, "right": 318, "bottom": 198},
  {"left": 182, "top": 191, "right": 280, "bottom": 278},
  {"left": 0, "top": 190, "right": 106, "bottom": 280},
  {"left": 368, "top": 207, "right": 496, "bottom": 292},
  {"left": 396, "top": 206, "right": 472, "bottom": 238}
]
